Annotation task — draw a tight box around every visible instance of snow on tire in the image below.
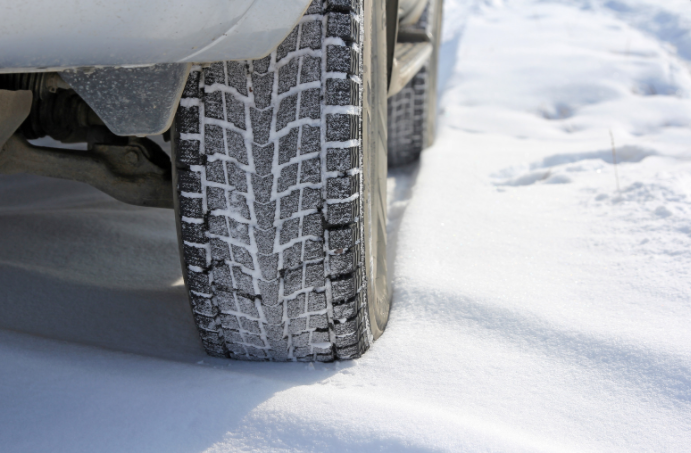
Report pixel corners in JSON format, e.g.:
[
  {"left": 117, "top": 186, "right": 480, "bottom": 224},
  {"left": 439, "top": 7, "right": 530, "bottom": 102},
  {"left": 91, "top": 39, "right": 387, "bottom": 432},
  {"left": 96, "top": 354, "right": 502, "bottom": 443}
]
[{"left": 171, "top": 0, "right": 389, "bottom": 361}]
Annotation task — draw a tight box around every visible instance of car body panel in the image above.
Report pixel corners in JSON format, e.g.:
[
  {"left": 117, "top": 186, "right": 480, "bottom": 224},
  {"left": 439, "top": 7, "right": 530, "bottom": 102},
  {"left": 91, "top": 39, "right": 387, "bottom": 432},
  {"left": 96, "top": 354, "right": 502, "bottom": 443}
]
[{"left": 0, "top": 0, "right": 311, "bottom": 72}]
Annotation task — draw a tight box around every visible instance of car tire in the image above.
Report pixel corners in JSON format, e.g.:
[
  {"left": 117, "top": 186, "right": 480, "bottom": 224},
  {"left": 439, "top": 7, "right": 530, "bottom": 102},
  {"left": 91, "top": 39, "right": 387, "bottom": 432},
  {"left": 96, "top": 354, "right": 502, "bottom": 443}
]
[
  {"left": 387, "top": 0, "right": 444, "bottom": 167},
  {"left": 170, "top": 0, "right": 390, "bottom": 361}
]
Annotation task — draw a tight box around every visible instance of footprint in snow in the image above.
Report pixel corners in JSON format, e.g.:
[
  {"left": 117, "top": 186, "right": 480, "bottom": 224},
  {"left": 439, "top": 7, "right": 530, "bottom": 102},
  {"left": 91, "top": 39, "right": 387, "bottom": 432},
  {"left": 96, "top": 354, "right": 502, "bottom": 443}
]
[{"left": 492, "top": 145, "right": 656, "bottom": 187}]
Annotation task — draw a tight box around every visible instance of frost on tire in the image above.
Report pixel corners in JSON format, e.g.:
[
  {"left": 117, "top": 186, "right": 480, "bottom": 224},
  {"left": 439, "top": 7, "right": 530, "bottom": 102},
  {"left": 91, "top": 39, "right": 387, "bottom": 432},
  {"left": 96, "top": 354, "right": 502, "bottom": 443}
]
[{"left": 172, "top": 0, "right": 372, "bottom": 362}]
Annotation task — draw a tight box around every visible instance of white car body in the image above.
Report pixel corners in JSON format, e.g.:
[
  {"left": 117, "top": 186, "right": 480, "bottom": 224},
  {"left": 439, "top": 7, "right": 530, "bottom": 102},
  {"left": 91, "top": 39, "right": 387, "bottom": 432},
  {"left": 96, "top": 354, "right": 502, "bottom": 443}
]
[{"left": 0, "top": 0, "right": 312, "bottom": 72}]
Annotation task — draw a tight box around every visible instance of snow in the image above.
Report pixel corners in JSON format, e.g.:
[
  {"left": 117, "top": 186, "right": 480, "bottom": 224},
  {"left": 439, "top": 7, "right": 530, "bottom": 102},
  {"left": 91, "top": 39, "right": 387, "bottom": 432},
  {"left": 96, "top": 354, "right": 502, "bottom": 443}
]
[{"left": 2, "top": 0, "right": 691, "bottom": 451}]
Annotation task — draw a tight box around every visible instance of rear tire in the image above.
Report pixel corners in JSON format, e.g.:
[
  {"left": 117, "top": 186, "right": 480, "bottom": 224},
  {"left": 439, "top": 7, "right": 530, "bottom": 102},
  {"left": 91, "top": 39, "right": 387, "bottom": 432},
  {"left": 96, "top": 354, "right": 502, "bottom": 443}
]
[
  {"left": 387, "top": 0, "right": 443, "bottom": 167},
  {"left": 171, "top": 0, "right": 389, "bottom": 361}
]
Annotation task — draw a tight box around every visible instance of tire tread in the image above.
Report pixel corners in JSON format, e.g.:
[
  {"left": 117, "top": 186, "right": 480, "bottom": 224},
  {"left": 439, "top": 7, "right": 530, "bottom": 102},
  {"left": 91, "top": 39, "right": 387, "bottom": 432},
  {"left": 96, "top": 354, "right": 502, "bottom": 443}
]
[{"left": 174, "top": 0, "right": 369, "bottom": 361}]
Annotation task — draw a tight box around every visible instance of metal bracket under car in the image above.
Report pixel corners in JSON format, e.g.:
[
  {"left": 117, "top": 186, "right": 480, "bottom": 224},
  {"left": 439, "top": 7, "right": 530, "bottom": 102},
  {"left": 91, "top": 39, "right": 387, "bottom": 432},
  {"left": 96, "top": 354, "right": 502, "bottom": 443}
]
[
  {"left": 0, "top": 90, "right": 32, "bottom": 147},
  {"left": 0, "top": 89, "right": 174, "bottom": 209}
]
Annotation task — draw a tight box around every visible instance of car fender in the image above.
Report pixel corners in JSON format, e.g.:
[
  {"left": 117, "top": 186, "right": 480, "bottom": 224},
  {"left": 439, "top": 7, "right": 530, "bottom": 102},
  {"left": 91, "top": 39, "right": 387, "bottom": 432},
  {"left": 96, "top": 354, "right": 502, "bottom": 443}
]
[{"left": 0, "top": 0, "right": 312, "bottom": 72}]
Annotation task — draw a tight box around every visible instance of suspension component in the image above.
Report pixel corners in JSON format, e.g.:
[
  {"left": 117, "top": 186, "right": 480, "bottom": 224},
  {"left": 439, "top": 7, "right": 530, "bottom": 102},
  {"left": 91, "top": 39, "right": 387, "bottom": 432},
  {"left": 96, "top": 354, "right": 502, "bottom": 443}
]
[
  {"left": 0, "top": 75, "right": 173, "bottom": 209},
  {"left": 0, "top": 132, "right": 173, "bottom": 208},
  {"left": 0, "top": 72, "right": 103, "bottom": 142}
]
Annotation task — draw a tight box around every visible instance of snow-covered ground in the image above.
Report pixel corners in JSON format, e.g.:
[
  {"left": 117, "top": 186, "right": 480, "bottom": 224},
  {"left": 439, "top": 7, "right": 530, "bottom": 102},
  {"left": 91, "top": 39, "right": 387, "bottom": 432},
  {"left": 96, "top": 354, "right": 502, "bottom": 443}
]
[{"left": 2, "top": 0, "right": 691, "bottom": 451}]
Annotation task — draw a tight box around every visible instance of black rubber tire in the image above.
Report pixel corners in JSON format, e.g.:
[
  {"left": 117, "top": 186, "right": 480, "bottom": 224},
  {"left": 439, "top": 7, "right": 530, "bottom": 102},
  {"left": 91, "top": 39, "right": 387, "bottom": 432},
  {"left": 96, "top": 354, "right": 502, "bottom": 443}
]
[
  {"left": 171, "top": 0, "right": 390, "bottom": 361},
  {"left": 387, "top": 0, "right": 444, "bottom": 167}
]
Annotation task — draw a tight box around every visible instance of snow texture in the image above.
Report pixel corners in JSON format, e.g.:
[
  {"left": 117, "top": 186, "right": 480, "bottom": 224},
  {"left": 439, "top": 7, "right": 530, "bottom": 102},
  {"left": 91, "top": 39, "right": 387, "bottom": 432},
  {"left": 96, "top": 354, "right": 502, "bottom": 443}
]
[{"left": 2, "top": 0, "right": 691, "bottom": 451}]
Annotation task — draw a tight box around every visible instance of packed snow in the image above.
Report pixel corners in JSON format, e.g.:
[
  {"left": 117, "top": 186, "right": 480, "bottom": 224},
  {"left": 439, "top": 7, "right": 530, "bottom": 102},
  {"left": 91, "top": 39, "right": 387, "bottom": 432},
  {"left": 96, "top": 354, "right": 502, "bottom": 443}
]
[{"left": 2, "top": 0, "right": 691, "bottom": 451}]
